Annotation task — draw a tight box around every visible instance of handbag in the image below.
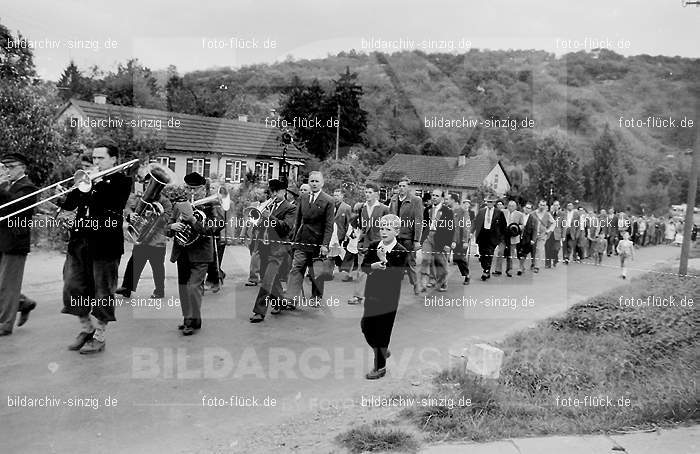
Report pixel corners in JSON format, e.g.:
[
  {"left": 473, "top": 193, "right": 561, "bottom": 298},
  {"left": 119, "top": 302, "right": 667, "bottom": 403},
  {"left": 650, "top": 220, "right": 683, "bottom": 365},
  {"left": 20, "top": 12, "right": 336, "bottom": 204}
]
[{"left": 312, "top": 256, "right": 335, "bottom": 282}]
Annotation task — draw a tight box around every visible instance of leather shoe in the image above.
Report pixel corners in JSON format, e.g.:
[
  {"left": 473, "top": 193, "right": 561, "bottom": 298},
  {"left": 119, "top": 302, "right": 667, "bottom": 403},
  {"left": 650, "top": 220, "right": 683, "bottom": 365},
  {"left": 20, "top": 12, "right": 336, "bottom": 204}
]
[
  {"left": 438, "top": 285, "right": 447, "bottom": 292},
  {"left": 79, "top": 338, "right": 105, "bottom": 354},
  {"left": 182, "top": 326, "right": 194, "bottom": 335},
  {"left": 463, "top": 277, "right": 470, "bottom": 285},
  {"left": 249, "top": 313, "right": 265, "bottom": 323},
  {"left": 150, "top": 292, "right": 164, "bottom": 299},
  {"left": 366, "top": 368, "right": 386, "bottom": 380},
  {"left": 115, "top": 287, "right": 131, "bottom": 298},
  {"left": 506, "top": 271, "right": 512, "bottom": 277},
  {"left": 68, "top": 331, "right": 94, "bottom": 350},
  {"left": 481, "top": 273, "right": 488, "bottom": 281},
  {"left": 0, "top": 329, "right": 12, "bottom": 336},
  {"left": 244, "top": 281, "right": 258, "bottom": 287},
  {"left": 517, "top": 270, "right": 523, "bottom": 276},
  {"left": 271, "top": 306, "right": 281, "bottom": 315},
  {"left": 493, "top": 271, "right": 502, "bottom": 276},
  {"left": 17, "top": 301, "right": 36, "bottom": 327}
]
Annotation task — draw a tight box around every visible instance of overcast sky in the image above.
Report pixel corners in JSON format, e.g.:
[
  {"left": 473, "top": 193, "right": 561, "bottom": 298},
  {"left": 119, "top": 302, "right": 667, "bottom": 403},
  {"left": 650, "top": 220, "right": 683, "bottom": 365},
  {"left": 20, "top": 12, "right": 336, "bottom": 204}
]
[{"left": 1, "top": 0, "right": 697, "bottom": 81}]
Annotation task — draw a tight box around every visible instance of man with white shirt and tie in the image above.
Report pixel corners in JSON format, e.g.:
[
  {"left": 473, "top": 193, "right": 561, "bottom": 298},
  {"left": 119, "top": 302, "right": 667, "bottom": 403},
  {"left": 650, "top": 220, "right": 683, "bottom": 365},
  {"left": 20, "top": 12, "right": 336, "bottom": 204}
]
[
  {"left": 283, "top": 171, "right": 334, "bottom": 308},
  {"left": 493, "top": 200, "right": 523, "bottom": 277},
  {"left": 419, "top": 189, "right": 453, "bottom": 292},
  {"left": 472, "top": 195, "right": 507, "bottom": 281}
]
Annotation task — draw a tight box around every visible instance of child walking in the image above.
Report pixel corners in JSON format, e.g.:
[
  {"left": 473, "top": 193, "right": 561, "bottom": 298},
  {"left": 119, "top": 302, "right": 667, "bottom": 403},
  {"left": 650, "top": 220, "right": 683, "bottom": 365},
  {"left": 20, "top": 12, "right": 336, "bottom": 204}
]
[
  {"left": 616, "top": 231, "right": 635, "bottom": 279},
  {"left": 592, "top": 232, "right": 607, "bottom": 265},
  {"left": 360, "top": 214, "right": 408, "bottom": 379}
]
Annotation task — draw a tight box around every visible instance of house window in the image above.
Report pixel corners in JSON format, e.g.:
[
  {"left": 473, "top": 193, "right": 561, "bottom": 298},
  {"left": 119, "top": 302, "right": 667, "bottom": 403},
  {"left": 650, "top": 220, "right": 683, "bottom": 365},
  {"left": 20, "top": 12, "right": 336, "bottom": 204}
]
[
  {"left": 492, "top": 173, "right": 499, "bottom": 190},
  {"left": 379, "top": 187, "right": 388, "bottom": 202},
  {"left": 192, "top": 158, "right": 205, "bottom": 175},
  {"left": 186, "top": 158, "right": 210, "bottom": 178},
  {"left": 255, "top": 161, "right": 273, "bottom": 182},
  {"left": 225, "top": 160, "right": 247, "bottom": 183},
  {"left": 150, "top": 156, "right": 176, "bottom": 172}
]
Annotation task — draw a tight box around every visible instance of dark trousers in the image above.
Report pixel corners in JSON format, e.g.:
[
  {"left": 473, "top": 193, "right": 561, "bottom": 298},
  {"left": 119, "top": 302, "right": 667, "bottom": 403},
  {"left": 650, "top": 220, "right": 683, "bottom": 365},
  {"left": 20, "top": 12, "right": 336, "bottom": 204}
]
[
  {"left": 361, "top": 310, "right": 397, "bottom": 370},
  {"left": 121, "top": 244, "right": 166, "bottom": 294},
  {"left": 253, "top": 245, "right": 286, "bottom": 316},
  {"left": 545, "top": 235, "right": 560, "bottom": 267},
  {"left": 0, "top": 253, "right": 27, "bottom": 333},
  {"left": 176, "top": 255, "right": 208, "bottom": 327},
  {"left": 398, "top": 238, "right": 420, "bottom": 289},
  {"left": 62, "top": 237, "right": 119, "bottom": 322},
  {"left": 286, "top": 249, "right": 324, "bottom": 301},
  {"left": 477, "top": 230, "right": 496, "bottom": 272},
  {"left": 452, "top": 244, "right": 470, "bottom": 277},
  {"left": 607, "top": 234, "right": 619, "bottom": 255},
  {"left": 206, "top": 242, "right": 226, "bottom": 285},
  {"left": 340, "top": 250, "right": 358, "bottom": 273},
  {"left": 563, "top": 232, "right": 576, "bottom": 261}
]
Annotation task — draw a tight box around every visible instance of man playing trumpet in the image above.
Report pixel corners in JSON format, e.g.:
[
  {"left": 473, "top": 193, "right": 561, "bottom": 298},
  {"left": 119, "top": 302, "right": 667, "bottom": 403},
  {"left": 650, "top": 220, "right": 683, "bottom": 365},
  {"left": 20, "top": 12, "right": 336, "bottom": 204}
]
[{"left": 166, "top": 172, "right": 224, "bottom": 336}]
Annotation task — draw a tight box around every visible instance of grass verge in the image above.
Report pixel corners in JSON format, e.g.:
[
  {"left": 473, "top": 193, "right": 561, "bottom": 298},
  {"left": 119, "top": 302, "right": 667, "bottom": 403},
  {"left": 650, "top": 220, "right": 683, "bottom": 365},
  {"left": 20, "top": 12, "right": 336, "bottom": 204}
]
[
  {"left": 336, "top": 419, "right": 420, "bottom": 453},
  {"left": 339, "top": 267, "right": 698, "bottom": 450}
]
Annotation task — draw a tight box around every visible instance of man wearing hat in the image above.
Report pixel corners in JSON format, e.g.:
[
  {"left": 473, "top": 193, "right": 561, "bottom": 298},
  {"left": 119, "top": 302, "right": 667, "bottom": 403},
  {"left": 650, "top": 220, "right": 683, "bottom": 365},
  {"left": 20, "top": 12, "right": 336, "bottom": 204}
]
[
  {"left": 472, "top": 195, "right": 507, "bottom": 281},
  {"left": 166, "top": 172, "right": 224, "bottom": 335},
  {"left": 249, "top": 178, "right": 296, "bottom": 323},
  {"left": 0, "top": 153, "right": 39, "bottom": 335},
  {"left": 58, "top": 138, "right": 132, "bottom": 353}
]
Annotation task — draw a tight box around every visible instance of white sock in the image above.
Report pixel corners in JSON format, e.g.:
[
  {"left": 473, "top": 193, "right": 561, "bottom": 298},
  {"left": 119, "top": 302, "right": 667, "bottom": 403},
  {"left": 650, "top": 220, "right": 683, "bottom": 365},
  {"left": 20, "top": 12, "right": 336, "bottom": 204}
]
[
  {"left": 79, "top": 315, "right": 94, "bottom": 334},
  {"left": 93, "top": 318, "right": 107, "bottom": 342}
]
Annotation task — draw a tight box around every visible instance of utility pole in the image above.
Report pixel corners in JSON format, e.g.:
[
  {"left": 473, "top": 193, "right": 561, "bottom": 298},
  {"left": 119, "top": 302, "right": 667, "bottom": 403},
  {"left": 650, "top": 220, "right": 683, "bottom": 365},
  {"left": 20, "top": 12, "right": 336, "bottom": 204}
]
[
  {"left": 335, "top": 102, "right": 340, "bottom": 160},
  {"left": 679, "top": 93, "right": 699, "bottom": 276}
]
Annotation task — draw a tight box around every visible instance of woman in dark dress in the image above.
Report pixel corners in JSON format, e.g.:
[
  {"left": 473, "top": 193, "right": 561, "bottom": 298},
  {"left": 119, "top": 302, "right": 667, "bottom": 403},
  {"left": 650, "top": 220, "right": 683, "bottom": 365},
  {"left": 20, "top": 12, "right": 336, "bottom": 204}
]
[{"left": 360, "top": 214, "right": 409, "bottom": 379}]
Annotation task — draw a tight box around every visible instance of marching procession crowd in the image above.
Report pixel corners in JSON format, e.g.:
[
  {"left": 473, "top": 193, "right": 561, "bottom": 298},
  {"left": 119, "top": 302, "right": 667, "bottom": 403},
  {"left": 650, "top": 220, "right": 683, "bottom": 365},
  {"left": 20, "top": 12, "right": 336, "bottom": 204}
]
[{"left": 0, "top": 139, "right": 695, "bottom": 379}]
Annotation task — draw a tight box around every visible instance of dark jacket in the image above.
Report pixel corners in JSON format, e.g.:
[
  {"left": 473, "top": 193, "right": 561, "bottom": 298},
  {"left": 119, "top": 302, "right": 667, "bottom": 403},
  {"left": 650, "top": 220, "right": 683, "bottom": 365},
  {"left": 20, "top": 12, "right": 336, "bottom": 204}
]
[
  {"left": 293, "top": 191, "right": 335, "bottom": 253},
  {"left": 254, "top": 198, "right": 296, "bottom": 258},
  {"left": 334, "top": 201, "right": 352, "bottom": 241},
  {"left": 421, "top": 204, "right": 454, "bottom": 249},
  {"left": 0, "top": 175, "right": 38, "bottom": 255},
  {"left": 361, "top": 240, "right": 408, "bottom": 317},
  {"left": 167, "top": 201, "right": 224, "bottom": 263},
  {"left": 60, "top": 172, "right": 132, "bottom": 260},
  {"left": 472, "top": 206, "right": 507, "bottom": 247},
  {"left": 519, "top": 212, "right": 538, "bottom": 246},
  {"left": 388, "top": 194, "right": 424, "bottom": 243}
]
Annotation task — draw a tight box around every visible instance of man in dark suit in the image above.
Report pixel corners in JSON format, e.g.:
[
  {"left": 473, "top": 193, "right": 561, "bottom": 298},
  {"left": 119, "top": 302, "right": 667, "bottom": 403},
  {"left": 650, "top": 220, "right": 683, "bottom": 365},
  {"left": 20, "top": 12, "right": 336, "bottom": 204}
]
[
  {"left": 167, "top": 172, "right": 224, "bottom": 335},
  {"left": 333, "top": 188, "right": 352, "bottom": 243},
  {"left": 447, "top": 194, "right": 472, "bottom": 285},
  {"left": 250, "top": 179, "right": 296, "bottom": 323},
  {"left": 0, "top": 153, "right": 39, "bottom": 335},
  {"left": 59, "top": 138, "right": 132, "bottom": 353},
  {"left": 284, "top": 171, "right": 334, "bottom": 306},
  {"left": 419, "top": 189, "right": 454, "bottom": 292},
  {"left": 517, "top": 202, "right": 538, "bottom": 274},
  {"left": 472, "top": 195, "right": 507, "bottom": 281},
  {"left": 388, "top": 176, "right": 423, "bottom": 294},
  {"left": 561, "top": 202, "right": 580, "bottom": 264},
  {"left": 608, "top": 207, "right": 619, "bottom": 256}
]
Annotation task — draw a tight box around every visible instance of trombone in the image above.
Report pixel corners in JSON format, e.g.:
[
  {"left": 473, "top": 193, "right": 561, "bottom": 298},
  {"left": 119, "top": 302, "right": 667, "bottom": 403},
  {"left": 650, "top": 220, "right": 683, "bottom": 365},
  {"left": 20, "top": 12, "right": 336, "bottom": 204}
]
[
  {"left": 0, "top": 158, "right": 140, "bottom": 223},
  {"left": 243, "top": 197, "right": 275, "bottom": 227}
]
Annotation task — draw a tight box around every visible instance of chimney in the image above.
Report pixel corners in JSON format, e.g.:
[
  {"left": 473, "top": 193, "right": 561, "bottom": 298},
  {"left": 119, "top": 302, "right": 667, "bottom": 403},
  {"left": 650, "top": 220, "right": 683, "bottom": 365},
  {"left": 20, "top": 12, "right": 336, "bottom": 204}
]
[
  {"left": 93, "top": 93, "right": 107, "bottom": 104},
  {"left": 237, "top": 114, "right": 248, "bottom": 122},
  {"left": 458, "top": 155, "right": 466, "bottom": 167}
]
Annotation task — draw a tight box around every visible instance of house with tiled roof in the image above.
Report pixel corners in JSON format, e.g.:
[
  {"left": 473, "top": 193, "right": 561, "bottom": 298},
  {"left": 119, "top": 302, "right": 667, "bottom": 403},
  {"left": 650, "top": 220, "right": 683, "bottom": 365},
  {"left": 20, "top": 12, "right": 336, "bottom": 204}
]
[
  {"left": 369, "top": 153, "right": 510, "bottom": 200},
  {"left": 55, "top": 96, "right": 309, "bottom": 185}
]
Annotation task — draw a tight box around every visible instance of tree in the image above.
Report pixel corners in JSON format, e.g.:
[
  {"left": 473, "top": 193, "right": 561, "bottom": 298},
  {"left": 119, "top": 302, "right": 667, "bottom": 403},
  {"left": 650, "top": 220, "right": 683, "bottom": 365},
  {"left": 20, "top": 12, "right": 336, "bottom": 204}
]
[
  {"left": 56, "top": 61, "right": 92, "bottom": 102},
  {"left": 279, "top": 77, "right": 333, "bottom": 159},
  {"left": 0, "top": 22, "right": 37, "bottom": 85},
  {"left": 327, "top": 66, "right": 368, "bottom": 150},
  {"left": 525, "top": 130, "right": 584, "bottom": 202},
  {"left": 101, "top": 59, "right": 165, "bottom": 109},
  {"left": 589, "top": 125, "right": 620, "bottom": 210}
]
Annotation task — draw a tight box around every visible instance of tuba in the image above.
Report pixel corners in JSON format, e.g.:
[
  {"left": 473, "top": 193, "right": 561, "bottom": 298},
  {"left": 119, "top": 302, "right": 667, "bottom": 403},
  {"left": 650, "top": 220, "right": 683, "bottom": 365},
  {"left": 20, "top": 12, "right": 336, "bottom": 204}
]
[
  {"left": 126, "top": 164, "right": 173, "bottom": 244},
  {"left": 507, "top": 222, "right": 522, "bottom": 237},
  {"left": 174, "top": 186, "right": 230, "bottom": 246}
]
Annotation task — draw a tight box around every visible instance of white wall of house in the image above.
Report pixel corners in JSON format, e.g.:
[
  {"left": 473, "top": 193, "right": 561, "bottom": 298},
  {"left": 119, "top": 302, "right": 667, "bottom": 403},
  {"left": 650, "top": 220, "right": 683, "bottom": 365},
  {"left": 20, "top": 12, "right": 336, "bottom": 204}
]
[{"left": 484, "top": 165, "right": 510, "bottom": 196}]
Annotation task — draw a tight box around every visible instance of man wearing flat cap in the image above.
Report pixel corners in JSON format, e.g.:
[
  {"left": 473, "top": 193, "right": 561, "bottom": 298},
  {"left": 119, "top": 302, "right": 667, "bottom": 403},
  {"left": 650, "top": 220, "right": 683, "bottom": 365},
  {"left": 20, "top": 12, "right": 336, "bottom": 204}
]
[
  {"left": 0, "top": 153, "right": 39, "bottom": 336},
  {"left": 472, "top": 194, "right": 507, "bottom": 281},
  {"left": 249, "top": 178, "right": 296, "bottom": 323},
  {"left": 166, "top": 172, "right": 224, "bottom": 335}
]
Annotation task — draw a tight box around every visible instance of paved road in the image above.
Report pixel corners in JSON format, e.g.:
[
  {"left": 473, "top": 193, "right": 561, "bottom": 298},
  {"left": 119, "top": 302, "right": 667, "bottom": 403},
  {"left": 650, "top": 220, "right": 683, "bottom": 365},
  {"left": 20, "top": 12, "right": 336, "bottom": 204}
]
[{"left": 0, "top": 244, "right": 683, "bottom": 453}]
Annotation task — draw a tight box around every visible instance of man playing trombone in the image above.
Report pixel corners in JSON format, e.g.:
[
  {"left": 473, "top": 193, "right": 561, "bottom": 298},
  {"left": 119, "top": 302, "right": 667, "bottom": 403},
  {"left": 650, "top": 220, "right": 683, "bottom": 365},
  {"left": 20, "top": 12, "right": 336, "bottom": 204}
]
[
  {"left": 57, "top": 138, "right": 133, "bottom": 354},
  {"left": 0, "top": 153, "right": 39, "bottom": 336}
]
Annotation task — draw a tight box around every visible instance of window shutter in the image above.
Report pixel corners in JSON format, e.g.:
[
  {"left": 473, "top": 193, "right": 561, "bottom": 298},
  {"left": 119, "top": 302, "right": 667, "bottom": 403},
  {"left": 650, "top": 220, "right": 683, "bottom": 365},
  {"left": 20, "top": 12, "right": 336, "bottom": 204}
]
[
  {"left": 240, "top": 162, "right": 247, "bottom": 182},
  {"left": 225, "top": 160, "right": 232, "bottom": 183},
  {"left": 168, "top": 157, "right": 176, "bottom": 172},
  {"left": 204, "top": 159, "right": 211, "bottom": 179},
  {"left": 186, "top": 158, "right": 193, "bottom": 175}
]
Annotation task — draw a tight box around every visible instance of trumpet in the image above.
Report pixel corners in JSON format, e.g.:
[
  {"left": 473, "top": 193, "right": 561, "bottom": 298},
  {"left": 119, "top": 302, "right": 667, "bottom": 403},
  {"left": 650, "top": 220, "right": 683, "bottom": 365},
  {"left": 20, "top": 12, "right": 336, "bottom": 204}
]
[
  {"left": 174, "top": 186, "right": 231, "bottom": 246},
  {"left": 0, "top": 158, "right": 139, "bottom": 223},
  {"left": 243, "top": 198, "right": 275, "bottom": 227}
]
